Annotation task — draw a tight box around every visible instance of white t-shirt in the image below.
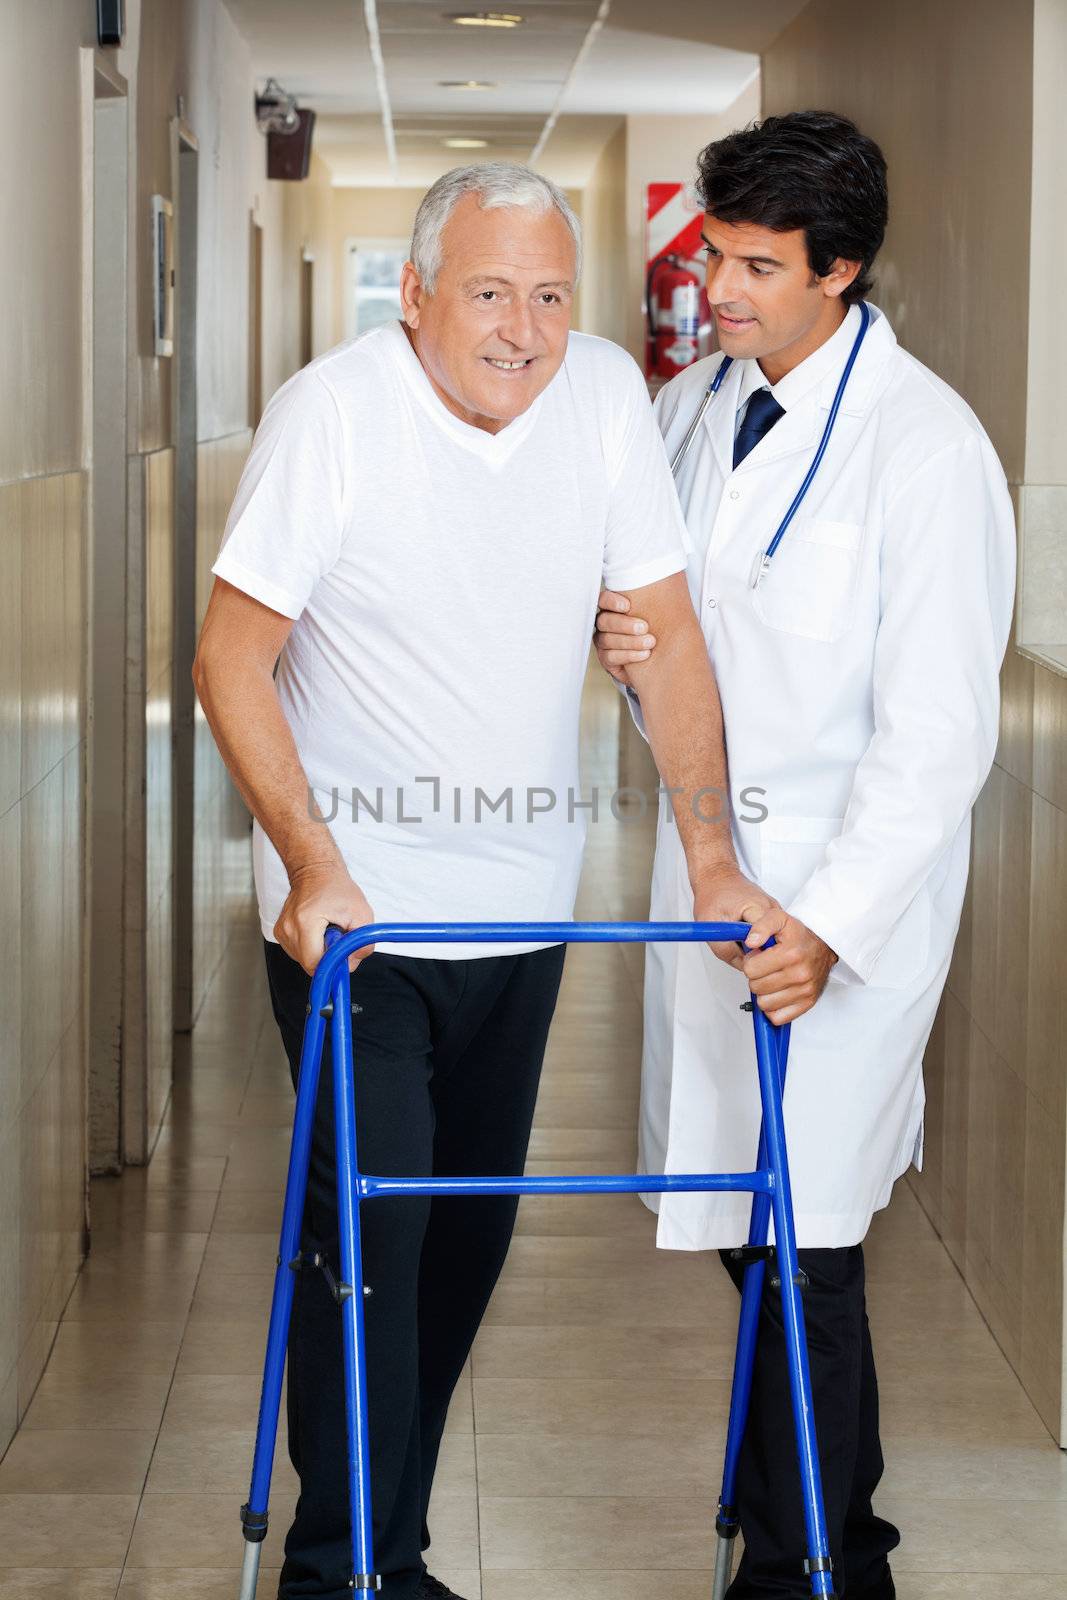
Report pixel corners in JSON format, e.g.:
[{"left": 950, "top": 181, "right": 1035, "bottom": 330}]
[{"left": 212, "top": 320, "right": 687, "bottom": 958}]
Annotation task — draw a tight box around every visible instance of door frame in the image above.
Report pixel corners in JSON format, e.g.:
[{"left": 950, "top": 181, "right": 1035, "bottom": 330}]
[
  {"left": 84, "top": 46, "right": 130, "bottom": 1175},
  {"left": 171, "top": 112, "right": 199, "bottom": 1035}
]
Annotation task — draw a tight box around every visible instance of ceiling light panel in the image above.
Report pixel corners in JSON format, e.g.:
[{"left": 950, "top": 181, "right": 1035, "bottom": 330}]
[
  {"left": 376, "top": 0, "right": 600, "bottom": 117},
  {"left": 446, "top": 12, "right": 526, "bottom": 26}
]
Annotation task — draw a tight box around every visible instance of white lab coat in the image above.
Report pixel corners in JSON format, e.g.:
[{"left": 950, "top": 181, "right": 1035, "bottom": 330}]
[{"left": 636, "top": 303, "right": 1016, "bottom": 1250}]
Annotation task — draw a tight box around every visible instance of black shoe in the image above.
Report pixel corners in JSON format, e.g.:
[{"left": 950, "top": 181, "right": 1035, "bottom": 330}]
[{"left": 418, "top": 1576, "right": 470, "bottom": 1600}]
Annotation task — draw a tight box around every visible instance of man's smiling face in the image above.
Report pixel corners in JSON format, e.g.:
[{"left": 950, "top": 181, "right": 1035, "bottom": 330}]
[{"left": 400, "top": 193, "right": 576, "bottom": 434}]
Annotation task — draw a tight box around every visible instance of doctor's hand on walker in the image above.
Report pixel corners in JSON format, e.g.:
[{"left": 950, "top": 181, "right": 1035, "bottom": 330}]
[{"left": 596, "top": 588, "right": 838, "bottom": 1026}]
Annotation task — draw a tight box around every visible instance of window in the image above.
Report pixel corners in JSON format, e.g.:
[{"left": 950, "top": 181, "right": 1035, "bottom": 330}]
[{"left": 345, "top": 239, "right": 408, "bottom": 340}]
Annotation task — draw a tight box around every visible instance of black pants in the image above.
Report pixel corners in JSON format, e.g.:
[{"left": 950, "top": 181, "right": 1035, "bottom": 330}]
[
  {"left": 264, "top": 939, "right": 567, "bottom": 1600},
  {"left": 720, "top": 1246, "right": 900, "bottom": 1599}
]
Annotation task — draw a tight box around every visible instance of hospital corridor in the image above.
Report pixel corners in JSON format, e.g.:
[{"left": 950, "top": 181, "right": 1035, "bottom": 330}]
[
  {"left": 0, "top": 664, "right": 1063, "bottom": 1597},
  {"left": 3, "top": 1, "right": 1067, "bottom": 1598}
]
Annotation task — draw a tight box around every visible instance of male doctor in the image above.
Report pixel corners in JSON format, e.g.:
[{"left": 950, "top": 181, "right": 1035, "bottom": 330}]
[{"left": 595, "top": 113, "right": 1016, "bottom": 1598}]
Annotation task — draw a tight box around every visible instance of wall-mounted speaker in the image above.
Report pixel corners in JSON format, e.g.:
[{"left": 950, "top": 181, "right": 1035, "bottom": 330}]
[
  {"left": 97, "top": 0, "right": 125, "bottom": 47},
  {"left": 267, "top": 109, "right": 316, "bottom": 182}
]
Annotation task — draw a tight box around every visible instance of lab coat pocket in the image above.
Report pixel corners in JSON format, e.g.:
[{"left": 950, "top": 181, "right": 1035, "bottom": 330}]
[
  {"left": 757, "top": 815, "right": 844, "bottom": 905},
  {"left": 752, "top": 517, "right": 862, "bottom": 643}
]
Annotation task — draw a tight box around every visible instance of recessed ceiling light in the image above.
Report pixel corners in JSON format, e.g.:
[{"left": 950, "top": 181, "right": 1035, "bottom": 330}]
[
  {"left": 438, "top": 80, "right": 498, "bottom": 89},
  {"left": 446, "top": 11, "right": 525, "bottom": 25},
  {"left": 443, "top": 137, "right": 490, "bottom": 149}
]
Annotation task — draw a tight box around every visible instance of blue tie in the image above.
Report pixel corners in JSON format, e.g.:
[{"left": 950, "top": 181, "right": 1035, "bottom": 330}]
[{"left": 733, "top": 387, "right": 785, "bottom": 468}]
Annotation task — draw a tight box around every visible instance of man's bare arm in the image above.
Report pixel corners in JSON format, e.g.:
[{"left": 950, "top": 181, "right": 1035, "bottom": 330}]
[
  {"left": 617, "top": 573, "right": 782, "bottom": 941},
  {"left": 597, "top": 583, "right": 835, "bottom": 1023},
  {"left": 192, "top": 577, "right": 375, "bottom": 973},
  {"left": 622, "top": 574, "right": 734, "bottom": 884}
]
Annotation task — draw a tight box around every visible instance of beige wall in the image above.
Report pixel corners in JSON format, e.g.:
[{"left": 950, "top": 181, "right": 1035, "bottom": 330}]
[
  {"left": 273, "top": 154, "right": 337, "bottom": 392},
  {"left": 762, "top": 1, "right": 1030, "bottom": 478},
  {"left": 762, "top": 0, "right": 1067, "bottom": 1443},
  {"left": 0, "top": 0, "right": 96, "bottom": 1458},
  {"left": 1017, "top": 0, "right": 1067, "bottom": 662},
  {"left": 0, "top": 0, "right": 320, "bottom": 1451},
  {"left": 0, "top": 2, "right": 93, "bottom": 482},
  {"left": 183, "top": 0, "right": 268, "bottom": 441},
  {"left": 578, "top": 124, "right": 628, "bottom": 345}
]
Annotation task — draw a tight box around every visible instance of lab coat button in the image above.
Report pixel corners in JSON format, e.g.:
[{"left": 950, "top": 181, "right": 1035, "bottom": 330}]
[
  {"left": 707, "top": 598, "right": 717, "bottom": 609},
  {"left": 729, "top": 490, "right": 740, "bottom": 500}
]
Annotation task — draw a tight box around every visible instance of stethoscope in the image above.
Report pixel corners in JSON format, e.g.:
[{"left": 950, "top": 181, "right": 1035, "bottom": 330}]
[{"left": 669, "top": 301, "right": 872, "bottom": 590}]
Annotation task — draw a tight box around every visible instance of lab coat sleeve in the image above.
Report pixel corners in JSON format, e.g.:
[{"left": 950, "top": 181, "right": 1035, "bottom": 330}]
[
  {"left": 619, "top": 682, "right": 650, "bottom": 742},
  {"left": 787, "top": 432, "right": 1016, "bottom": 985}
]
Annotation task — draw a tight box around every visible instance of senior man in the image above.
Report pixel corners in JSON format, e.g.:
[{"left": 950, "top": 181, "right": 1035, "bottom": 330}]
[{"left": 193, "top": 164, "right": 784, "bottom": 1600}]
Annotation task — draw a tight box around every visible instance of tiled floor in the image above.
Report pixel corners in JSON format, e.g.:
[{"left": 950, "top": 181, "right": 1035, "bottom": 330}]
[{"left": 2, "top": 667, "right": 1066, "bottom": 1598}]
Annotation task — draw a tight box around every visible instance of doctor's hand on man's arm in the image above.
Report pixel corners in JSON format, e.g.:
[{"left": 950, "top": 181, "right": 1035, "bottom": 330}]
[
  {"left": 604, "top": 574, "right": 789, "bottom": 988},
  {"left": 597, "top": 586, "right": 837, "bottom": 1025},
  {"left": 193, "top": 577, "right": 378, "bottom": 977}
]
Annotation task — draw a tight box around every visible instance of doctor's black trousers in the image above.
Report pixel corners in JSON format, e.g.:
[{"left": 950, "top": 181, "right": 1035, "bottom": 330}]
[
  {"left": 720, "top": 1244, "right": 900, "bottom": 1599},
  {"left": 263, "top": 938, "right": 567, "bottom": 1600}
]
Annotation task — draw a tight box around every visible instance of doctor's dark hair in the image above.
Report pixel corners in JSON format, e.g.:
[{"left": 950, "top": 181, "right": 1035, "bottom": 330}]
[{"left": 695, "top": 111, "right": 888, "bottom": 305}]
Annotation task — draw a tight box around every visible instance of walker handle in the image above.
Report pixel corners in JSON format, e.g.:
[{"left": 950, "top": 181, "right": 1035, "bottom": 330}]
[{"left": 314, "top": 920, "right": 752, "bottom": 1010}]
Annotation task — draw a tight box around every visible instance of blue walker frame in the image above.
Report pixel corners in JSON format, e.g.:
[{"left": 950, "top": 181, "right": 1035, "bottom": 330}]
[{"left": 236, "top": 921, "right": 836, "bottom": 1600}]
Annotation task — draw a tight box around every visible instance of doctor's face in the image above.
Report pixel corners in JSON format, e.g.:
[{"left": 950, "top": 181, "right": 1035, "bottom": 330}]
[
  {"left": 701, "top": 213, "right": 859, "bottom": 380},
  {"left": 400, "top": 194, "right": 576, "bottom": 435}
]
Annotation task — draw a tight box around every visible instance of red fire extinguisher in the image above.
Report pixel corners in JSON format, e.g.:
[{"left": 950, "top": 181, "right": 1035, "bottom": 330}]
[{"left": 646, "top": 253, "right": 702, "bottom": 381}]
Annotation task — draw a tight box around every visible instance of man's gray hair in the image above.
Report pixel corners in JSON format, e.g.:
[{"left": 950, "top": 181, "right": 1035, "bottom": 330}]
[{"left": 411, "top": 162, "right": 582, "bottom": 292}]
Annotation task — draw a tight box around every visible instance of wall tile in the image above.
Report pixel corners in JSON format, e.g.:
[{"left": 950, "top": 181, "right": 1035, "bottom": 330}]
[
  {"left": 939, "top": 988, "right": 972, "bottom": 1269},
  {"left": 913, "top": 998, "right": 946, "bottom": 1230},
  {"left": 20, "top": 474, "right": 65, "bottom": 795},
  {"left": 1017, "top": 483, "right": 1067, "bottom": 653},
  {"left": 145, "top": 686, "right": 171, "bottom": 921},
  {"left": 18, "top": 1050, "right": 63, "bottom": 1361},
  {"left": 1021, "top": 1087, "right": 1067, "bottom": 1442},
  {"left": 0, "top": 801, "right": 21, "bottom": 1129},
  {"left": 17, "top": 1078, "right": 46, "bottom": 1357},
  {"left": 20, "top": 765, "right": 64, "bottom": 1112},
  {"left": 1032, "top": 660, "right": 1067, "bottom": 814},
  {"left": 145, "top": 452, "right": 173, "bottom": 699},
  {"left": 63, "top": 472, "right": 86, "bottom": 754},
  {"left": 993, "top": 769, "right": 1032, "bottom": 1075},
  {"left": 60, "top": 1010, "right": 88, "bottom": 1269},
  {"left": 946, "top": 856, "right": 973, "bottom": 1004},
  {"left": 1026, "top": 794, "right": 1067, "bottom": 1124},
  {"left": 0, "top": 1120, "right": 19, "bottom": 1420},
  {"left": 0, "top": 1361, "right": 16, "bottom": 1460},
  {"left": 62, "top": 743, "right": 85, "bottom": 1040},
  {"left": 0, "top": 480, "right": 22, "bottom": 818},
  {"left": 964, "top": 1020, "right": 996, "bottom": 1290},
  {"left": 985, "top": 1054, "right": 1027, "bottom": 1368},
  {"left": 146, "top": 894, "right": 173, "bottom": 1142},
  {"left": 139, "top": 450, "right": 175, "bottom": 1155},
  {"left": 998, "top": 643, "right": 1034, "bottom": 788},
  {"left": 967, "top": 766, "right": 1002, "bottom": 1042}
]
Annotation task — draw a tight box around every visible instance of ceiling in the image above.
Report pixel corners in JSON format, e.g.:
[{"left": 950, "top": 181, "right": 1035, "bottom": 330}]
[{"left": 224, "top": 0, "right": 811, "bottom": 188}]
